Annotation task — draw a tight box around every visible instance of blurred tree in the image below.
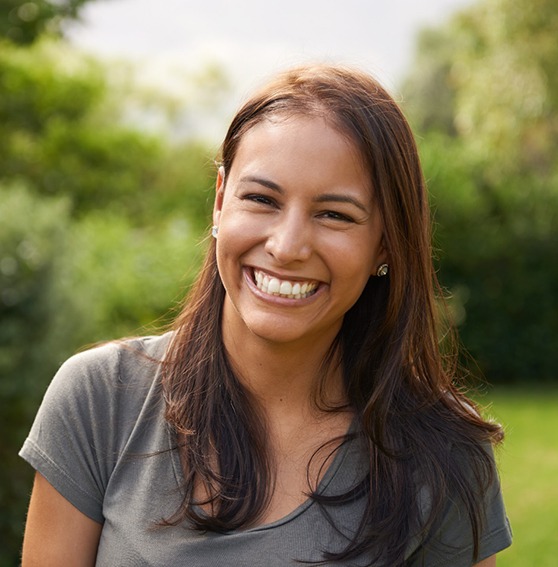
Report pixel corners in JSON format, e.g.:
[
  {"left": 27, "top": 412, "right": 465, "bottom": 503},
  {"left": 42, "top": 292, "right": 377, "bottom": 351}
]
[
  {"left": 49, "top": 210, "right": 205, "bottom": 351},
  {"left": 0, "top": 184, "right": 206, "bottom": 566},
  {"left": 401, "top": 26, "right": 458, "bottom": 136},
  {"left": 0, "top": 36, "right": 220, "bottom": 567},
  {"left": 406, "top": 0, "right": 558, "bottom": 177},
  {"left": 403, "top": 0, "right": 558, "bottom": 382},
  {"left": 0, "top": 184, "right": 71, "bottom": 564},
  {"left": 0, "top": 40, "right": 216, "bottom": 226},
  {"left": 0, "top": 0, "right": 89, "bottom": 45}
]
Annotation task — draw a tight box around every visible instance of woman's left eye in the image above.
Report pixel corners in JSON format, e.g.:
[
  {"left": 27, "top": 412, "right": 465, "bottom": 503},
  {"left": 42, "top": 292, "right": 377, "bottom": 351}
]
[{"left": 320, "top": 210, "right": 355, "bottom": 223}]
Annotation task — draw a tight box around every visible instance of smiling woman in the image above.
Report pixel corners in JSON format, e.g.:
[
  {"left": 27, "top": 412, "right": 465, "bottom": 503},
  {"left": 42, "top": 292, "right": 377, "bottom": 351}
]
[
  {"left": 19, "top": 65, "right": 512, "bottom": 566},
  {"left": 213, "top": 115, "right": 385, "bottom": 349}
]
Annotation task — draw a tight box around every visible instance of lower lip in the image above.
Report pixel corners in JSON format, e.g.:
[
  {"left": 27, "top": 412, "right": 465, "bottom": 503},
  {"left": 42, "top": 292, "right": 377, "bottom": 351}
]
[{"left": 243, "top": 268, "right": 322, "bottom": 306}]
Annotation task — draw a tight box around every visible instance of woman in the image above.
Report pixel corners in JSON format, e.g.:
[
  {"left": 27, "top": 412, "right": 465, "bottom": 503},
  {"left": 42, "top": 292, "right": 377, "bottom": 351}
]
[{"left": 20, "top": 65, "right": 512, "bottom": 566}]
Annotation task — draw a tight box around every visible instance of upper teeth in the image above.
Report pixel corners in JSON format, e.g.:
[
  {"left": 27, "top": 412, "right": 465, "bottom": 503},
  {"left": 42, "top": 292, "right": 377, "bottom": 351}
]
[{"left": 253, "top": 269, "right": 318, "bottom": 299}]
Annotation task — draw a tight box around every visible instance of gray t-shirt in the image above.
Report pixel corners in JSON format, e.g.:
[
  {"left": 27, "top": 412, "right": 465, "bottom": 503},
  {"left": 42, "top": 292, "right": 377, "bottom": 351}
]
[{"left": 20, "top": 334, "right": 512, "bottom": 566}]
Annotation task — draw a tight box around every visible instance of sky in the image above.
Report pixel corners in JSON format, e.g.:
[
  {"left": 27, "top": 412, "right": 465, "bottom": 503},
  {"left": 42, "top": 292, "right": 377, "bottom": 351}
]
[{"left": 65, "top": 0, "right": 475, "bottom": 139}]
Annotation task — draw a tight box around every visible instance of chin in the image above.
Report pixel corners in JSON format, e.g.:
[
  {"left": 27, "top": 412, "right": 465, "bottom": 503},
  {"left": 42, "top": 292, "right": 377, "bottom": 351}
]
[
  {"left": 243, "top": 315, "right": 340, "bottom": 349},
  {"left": 247, "top": 322, "right": 306, "bottom": 345}
]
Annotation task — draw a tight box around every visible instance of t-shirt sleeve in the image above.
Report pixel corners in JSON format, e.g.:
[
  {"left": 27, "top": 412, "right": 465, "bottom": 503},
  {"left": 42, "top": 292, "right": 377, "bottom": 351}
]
[
  {"left": 19, "top": 343, "right": 125, "bottom": 524},
  {"left": 406, "top": 445, "right": 512, "bottom": 566}
]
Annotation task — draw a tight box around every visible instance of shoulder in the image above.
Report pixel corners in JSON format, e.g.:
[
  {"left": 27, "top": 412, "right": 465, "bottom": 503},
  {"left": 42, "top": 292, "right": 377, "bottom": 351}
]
[
  {"left": 47, "top": 333, "right": 173, "bottom": 399},
  {"left": 25, "top": 332, "right": 174, "bottom": 459},
  {"left": 20, "top": 333, "right": 175, "bottom": 522},
  {"left": 407, "top": 440, "right": 512, "bottom": 565},
  {"left": 59, "top": 332, "right": 172, "bottom": 376}
]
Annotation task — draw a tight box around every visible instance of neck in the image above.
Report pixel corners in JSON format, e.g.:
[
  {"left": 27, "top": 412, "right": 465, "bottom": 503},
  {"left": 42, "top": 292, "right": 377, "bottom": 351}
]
[{"left": 221, "top": 320, "right": 346, "bottom": 417}]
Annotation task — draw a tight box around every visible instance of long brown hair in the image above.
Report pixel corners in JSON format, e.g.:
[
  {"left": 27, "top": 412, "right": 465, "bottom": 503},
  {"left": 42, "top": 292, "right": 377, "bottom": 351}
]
[{"left": 161, "top": 65, "right": 503, "bottom": 565}]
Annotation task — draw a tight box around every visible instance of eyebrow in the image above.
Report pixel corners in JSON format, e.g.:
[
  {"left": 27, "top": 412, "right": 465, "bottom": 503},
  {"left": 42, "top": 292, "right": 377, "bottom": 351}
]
[
  {"left": 314, "top": 193, "right": 368, "bottom": 213},
  {"left": 240, "top": 175, "right": 282, "bottom": 192},
  {"left": 239, "top": 175, "right": 369, "bottom": 213}
]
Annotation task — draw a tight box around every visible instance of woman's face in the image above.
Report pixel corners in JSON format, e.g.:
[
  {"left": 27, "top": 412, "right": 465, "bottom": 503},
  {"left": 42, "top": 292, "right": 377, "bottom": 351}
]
[{"left": 214, "top": 114, "right": 386, "bottom": 349}]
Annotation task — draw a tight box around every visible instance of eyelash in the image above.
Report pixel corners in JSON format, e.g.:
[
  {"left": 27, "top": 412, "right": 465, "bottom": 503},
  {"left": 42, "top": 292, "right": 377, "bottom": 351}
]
[
  {"left": 319, "top": 210, "right": 355, "bottom": 223},
  {"left": 244, "top": 194, "right": 276, "bottom": 206},
  {"left": 243, "top": 194, "right": 356, "bottom": 223}
]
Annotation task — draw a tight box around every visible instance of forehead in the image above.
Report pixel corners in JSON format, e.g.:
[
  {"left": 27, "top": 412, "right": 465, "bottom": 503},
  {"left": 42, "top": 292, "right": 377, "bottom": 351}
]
[
  {"left": 227, "top": 114, "right": 373, "bottom": 198},
  {"left": 232, "top": 113, "right": 367, "bottom": 174}
]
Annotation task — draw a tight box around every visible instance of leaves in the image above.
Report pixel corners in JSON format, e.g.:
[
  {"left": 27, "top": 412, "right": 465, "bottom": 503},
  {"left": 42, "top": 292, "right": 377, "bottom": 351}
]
[
  {"left": 0, "top": 35, "right": 218, "bottom": 565},
  {"left": 0, "top": 0, "right": 89, "bottom": 45},
  {"left": 404, "top": 0, "right": 558, "bottom": 383}
]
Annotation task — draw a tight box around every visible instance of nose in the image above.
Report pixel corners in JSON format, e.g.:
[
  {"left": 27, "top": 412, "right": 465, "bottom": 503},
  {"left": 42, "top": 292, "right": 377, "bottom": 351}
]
[{"left": 264, "top": 211, "right": 312, "bottom": 265}]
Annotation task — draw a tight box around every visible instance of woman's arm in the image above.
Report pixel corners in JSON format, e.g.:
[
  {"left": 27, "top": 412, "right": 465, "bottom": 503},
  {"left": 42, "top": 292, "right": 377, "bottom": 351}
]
[
  {"left": 21, "top": 472, "right": 102, "bottom": 567},
  {"left": 474, "top": 555, "right": 497, "bottom": 566}
]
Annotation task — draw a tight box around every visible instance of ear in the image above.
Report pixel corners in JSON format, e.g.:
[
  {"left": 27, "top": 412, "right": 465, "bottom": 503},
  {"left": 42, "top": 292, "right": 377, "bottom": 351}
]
[
  {"left": 213, "top": 166, "right": 226, "bottom": 227},
  {"left": 371, "top": 235, "right": 389, "bottom": 276}
]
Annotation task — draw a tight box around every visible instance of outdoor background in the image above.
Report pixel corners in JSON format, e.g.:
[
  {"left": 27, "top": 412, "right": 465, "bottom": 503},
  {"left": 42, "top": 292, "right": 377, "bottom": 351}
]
[{"left": 1, "top": 0, "right": 557, "bottom": 565}]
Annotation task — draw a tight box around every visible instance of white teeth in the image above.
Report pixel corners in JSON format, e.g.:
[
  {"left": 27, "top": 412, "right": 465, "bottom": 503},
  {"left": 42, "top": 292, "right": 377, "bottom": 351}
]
[
  {"left": 268, "top": 278, "right": 280, "bottom": 294},
  {"left": 279, "top": 281, "right": 292, "bottom": 295},
  {"left": 252, "top": 269, "right": 318, "bottom": 299}
]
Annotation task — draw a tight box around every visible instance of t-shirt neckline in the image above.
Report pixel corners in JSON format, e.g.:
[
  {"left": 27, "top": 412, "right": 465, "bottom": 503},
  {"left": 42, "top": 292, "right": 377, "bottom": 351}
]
[{"left": 167, "top": 417, "right": 357, "bottom": 533}]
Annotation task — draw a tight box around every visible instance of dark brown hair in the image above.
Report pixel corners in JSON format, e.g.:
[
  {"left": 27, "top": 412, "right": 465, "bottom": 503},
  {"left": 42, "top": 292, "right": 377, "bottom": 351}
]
[{"left": 161, "top": 65, "right": 502, "bottom": 565}]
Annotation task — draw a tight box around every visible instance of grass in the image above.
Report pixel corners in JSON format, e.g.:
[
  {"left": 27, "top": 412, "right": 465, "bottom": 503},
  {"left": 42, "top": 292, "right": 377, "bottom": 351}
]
[{"left": 480, "top": 387, "right": 558, "bottom": 567}]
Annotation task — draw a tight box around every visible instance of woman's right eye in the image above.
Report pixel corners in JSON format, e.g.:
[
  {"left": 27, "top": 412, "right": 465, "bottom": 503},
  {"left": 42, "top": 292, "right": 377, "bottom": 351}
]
[{"left": 244, "top": 194, "right": 276, "bottom": 207}]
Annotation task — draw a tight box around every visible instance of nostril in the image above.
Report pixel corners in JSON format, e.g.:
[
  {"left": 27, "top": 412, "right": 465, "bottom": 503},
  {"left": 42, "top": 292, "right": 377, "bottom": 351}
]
[{"left": 264, "top": 232, "right": 312, "bottom": 264}]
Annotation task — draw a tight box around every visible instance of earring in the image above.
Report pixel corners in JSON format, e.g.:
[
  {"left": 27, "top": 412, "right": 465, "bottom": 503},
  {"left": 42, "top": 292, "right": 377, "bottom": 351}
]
[
  {"left": 376, "top": 263, "right": 389, "bottom": 277},
  {"left": 211, "top": 225, "right": 218, "bottom": 239}
]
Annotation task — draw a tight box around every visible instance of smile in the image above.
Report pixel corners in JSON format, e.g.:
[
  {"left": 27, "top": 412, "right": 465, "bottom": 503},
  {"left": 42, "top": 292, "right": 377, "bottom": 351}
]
[{"left": 252, "top": 269, "right": 319, "bottom": 299}]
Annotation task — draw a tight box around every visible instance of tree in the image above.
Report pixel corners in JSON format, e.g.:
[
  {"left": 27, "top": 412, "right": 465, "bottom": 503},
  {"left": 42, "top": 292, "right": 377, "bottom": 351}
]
[
  {"left": 0, "top": 38, "right": 219, "bottom": 565},
  {"left": 0, "top": 184, "right": 71, "bottom": 565},
  {"left": 403, "top": 0, "right": 558, "bottom": 382},
  {"left": 0, "top": 40, "right": 216, "bottom": 226},
  {"left": 0, "top": 0, "right": 89, "bottom": 45}
]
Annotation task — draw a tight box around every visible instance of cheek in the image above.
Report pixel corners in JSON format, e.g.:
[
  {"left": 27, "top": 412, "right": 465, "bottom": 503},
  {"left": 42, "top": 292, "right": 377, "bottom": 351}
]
[
  {"left": 219, "top": 205, "right": 272, "bottom": 252},
  {"left": 215, "top": 218, "right": 261, "bottom": 281},
  {"left": 326, "top": 235, "right": 378, "bottom": 281}
]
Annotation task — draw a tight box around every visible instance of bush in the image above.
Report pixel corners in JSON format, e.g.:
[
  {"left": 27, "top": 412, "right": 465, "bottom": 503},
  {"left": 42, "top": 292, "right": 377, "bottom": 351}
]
[
  {"left": 420, "top": 134, "right": 558, "bottom": 382},
  {"left": 0, "top": 184, "right": 206, "bottom": 563},
  {"left": 0, "top": 184, "right": 71, "bottom": 564}
]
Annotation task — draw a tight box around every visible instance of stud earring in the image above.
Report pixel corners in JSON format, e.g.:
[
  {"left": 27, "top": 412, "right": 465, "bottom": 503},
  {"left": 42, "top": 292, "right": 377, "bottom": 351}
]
[
  {"left": 211, "top": 225, "right": 218, "bottom": 239},
  {"left": 376, "top": 263, "right": 389, "bottom": 277}
]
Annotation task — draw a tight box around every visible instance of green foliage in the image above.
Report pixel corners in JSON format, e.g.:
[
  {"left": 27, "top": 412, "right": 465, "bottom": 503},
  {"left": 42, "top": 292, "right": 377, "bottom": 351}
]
[
  {"left": 0, "top": 41, "right": 216, "bottom": 224},
  {"left": 0, "top": 0, "right": 89, "bottom": 45},
  {"left": 402, "top": 27, "right": 459, "bottom": 136},
  {"left": 0, "top": 184, "right": 71, "bottom": 562},
  {"left": 404, "top": 0, "right": 558, "bottom": 382},
  {"left": 423, "top": 135, "right": 558, "bottom": 381},
  {"left": 51, "top": 211, "right": 206, "bottom": 348},
  {"left": 0, "top": 183, "right": 207, "bottom": 564},
  {"left": 0, "top": 38, "right": 216, "bottom": 566}
]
